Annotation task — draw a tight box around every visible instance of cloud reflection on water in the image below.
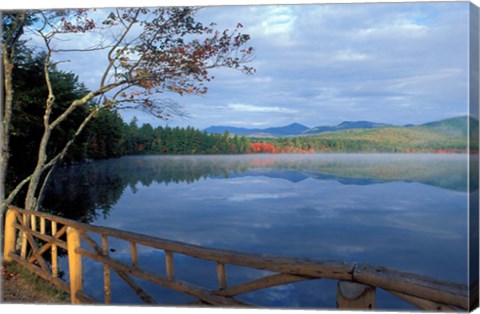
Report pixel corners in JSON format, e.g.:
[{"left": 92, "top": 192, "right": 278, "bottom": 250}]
[{"left": 46, "top": 154, "right": 469, "bottom": 307}]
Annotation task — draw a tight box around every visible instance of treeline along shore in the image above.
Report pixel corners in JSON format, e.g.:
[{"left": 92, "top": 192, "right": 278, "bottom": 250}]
[
  {"left": 82, "top": 114, "right": 476, "bottom": 158},
  {"left": 61, "top": 114, "right": 475, "bottom": 162}
]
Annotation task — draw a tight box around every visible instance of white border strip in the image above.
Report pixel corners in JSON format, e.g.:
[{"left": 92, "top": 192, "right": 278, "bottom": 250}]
[{"left": 0, "top": 0, "right": 475, "bottom": 10}]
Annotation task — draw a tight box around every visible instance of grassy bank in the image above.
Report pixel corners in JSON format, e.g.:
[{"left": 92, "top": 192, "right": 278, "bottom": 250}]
[{"left": 1, "top": 262, "right": 69, "bottom": 304}]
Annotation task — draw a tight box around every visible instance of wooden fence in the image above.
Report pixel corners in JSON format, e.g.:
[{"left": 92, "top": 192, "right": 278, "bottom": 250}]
[{"left": 2, "top": 205, "right": 472, "bottom": 310}]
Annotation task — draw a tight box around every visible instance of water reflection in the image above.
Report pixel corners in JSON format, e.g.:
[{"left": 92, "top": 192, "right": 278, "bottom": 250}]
[
  {"left": 44, "top": 154, "right": 469, "bottom": 308},
  {"left": 45, "top": 154, "right": 470, "bottom": 221}
]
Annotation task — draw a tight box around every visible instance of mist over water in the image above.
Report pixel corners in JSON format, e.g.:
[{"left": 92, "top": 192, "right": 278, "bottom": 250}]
[{"left": 45, "top": 154, "right": 470, "bottom": 308}]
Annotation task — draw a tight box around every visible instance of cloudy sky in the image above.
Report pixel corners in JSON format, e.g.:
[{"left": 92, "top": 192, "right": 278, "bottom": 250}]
[{"left": 27, "top": 1, "right": 471, "bottom": 129}]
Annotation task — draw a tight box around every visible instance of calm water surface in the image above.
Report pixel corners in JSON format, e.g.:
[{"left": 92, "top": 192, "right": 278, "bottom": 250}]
[{"left": 45, "top": 154, "right": 470, "bottom": 309}]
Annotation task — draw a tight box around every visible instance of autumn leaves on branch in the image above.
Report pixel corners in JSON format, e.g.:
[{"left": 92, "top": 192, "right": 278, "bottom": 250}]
[{"left": 1, "top": 8, "right": 255, "bottom": 210}]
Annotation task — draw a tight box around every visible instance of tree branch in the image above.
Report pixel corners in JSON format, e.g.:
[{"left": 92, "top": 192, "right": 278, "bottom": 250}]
[{"left": 100, "top": 9, "right": 141, "bottom": 88}]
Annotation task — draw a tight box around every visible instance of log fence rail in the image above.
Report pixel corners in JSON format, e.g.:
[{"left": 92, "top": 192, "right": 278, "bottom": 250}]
[{"left": 2, "top": 206, "right": 472, "bottom": 310}]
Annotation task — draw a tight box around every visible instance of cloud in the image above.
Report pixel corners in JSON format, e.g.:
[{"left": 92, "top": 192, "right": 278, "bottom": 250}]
[
  {"left": 227, "top": 192, "right": 292, "bottom": 202},
  {"left": 253, "top": 6, "right": 297, "bottom": 39},
  {"left": 35, "top": 2, "right": 469, "bottom": 129},
  {"left": 228, "top": 103, "right": 298, "bottom": 114},
  {"left": 356, "top": 19, "right": 428, "bottom": 38},
  {"left": 333, "top": 50, "right": 370, "bottom": 61},
  {"left": 223, "top": 120, "right": 273, "bottom": 127}
]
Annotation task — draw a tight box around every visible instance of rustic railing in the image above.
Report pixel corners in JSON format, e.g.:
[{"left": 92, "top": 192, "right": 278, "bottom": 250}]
[{"left": 2, "top": 205, "right": 471, "bottom": 310}]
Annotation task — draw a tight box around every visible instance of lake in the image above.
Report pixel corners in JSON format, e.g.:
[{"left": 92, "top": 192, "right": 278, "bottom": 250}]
[{"left": 44, "top": 153, "right": 470, "bottom": 309}]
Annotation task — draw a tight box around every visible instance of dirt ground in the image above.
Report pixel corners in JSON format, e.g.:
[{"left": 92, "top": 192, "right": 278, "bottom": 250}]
[{"left": 1, "top": 263, "right": 69, "bottom": 304}]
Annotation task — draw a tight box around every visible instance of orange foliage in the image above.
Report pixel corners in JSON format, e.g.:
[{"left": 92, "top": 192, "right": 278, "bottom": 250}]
[
  {"left": 248, "top": 142, "right": 277, "bottom": 153},
  {"left": 248, "top": 142, "right": 315, "bottom": 154}
]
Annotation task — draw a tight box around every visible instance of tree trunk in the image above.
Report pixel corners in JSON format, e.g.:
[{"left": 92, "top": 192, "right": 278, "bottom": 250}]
[
  {"left": 1, "top": 45, "right": 14, "bottom": 209},
  {"left": 1, "top": 12, "right": 26, "bottom": 211},
  {"left": 2, "top": 88, "right": 103, "bottom": 210},
  {"left": 24, "top": 48, "right": 55, "bottom": 211},
  {"left": 24, "top": 127, "right": 51, "bottom": 210}
]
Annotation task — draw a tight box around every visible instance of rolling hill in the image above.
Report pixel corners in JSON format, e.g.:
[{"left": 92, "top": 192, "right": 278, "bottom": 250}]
[
  {"left": 204, "top": 123, "right": 310, "bottom": 137},
  {"left": 303, "top": 121, "right": 393, "bottom": 135},
  {"left": 289, "top": 116, "right": 475, "bottom": 152},
  {"left": 204, "top": 116, "right": 477, "bottom": 141},
  {"left": 243, "top": 116, "right": 477, "bottom": 153},
  {"left": 413, "top": 115, "right": 478, "bottom": 137},
  {"left": 205, "top": 120, "right": 393, "bottom": 137}
]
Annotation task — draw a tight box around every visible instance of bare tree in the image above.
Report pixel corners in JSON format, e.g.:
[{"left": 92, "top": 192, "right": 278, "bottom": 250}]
[{"left": 2, "top": 7, "right": 255, "bottom": 211}]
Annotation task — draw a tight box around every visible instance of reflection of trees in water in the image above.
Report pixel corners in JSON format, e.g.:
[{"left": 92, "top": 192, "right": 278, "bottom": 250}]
[
  {"left": 43, "top": 162, "right": 127, "bottom": 222},
  {"left": 43, "top": 156, "right": 253, "bottom": 221},
  {"left": 44, "top": 154, "right": 470, "bottom": 222},
  {"left": 263, "top": 154, "right": 470, "bottom": 192}
]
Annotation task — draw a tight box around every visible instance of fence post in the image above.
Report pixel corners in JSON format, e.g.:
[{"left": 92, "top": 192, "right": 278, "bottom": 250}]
[
  {"left": 67, "top": 227, "right": 83, "bottom": 304},
  {"left": 336, "top": 281, "right": 376, "bottom": 309},
  {"left": 3, "top": 209, "right": 17, "bottom": 262},
  {"left": 165, "top": 250, "right": 174, "bottom": 281},
  {"left": 217, "top": 262, "right": 227, "bottom": 289}
]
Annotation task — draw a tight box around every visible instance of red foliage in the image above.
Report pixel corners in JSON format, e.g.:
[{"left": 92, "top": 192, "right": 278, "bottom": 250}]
[
  {"left": 248, "top": 142, "right": 277, "bottom": 153},
  {"left": 248, "top": 142, "right": 315, "bottom": 154}
]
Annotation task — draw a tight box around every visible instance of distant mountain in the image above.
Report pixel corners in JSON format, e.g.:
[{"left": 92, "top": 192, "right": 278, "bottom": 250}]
[
  {"left": 205, "top": 120, "right": 392, "bottom": 137},
  {"left": 305, "top": 115, "right": 473, "bottom": 153},
  {"left": 204, "top": 116, "right": 476, "bottom": 139},
  {"left": 264, "top": 123, "right": 310, "bottom": 136},
  {"left": 204, "top": 123, "right": 310, "bottom": 137},
  {"left": 203, "top": 125, "right": 260, "bottom": 136},
  {"left": 414, "top": 116, "right": 476, "bottom": 137},
  {"left": 303, "top": 121, "right": 393, "bottom": 135}
]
